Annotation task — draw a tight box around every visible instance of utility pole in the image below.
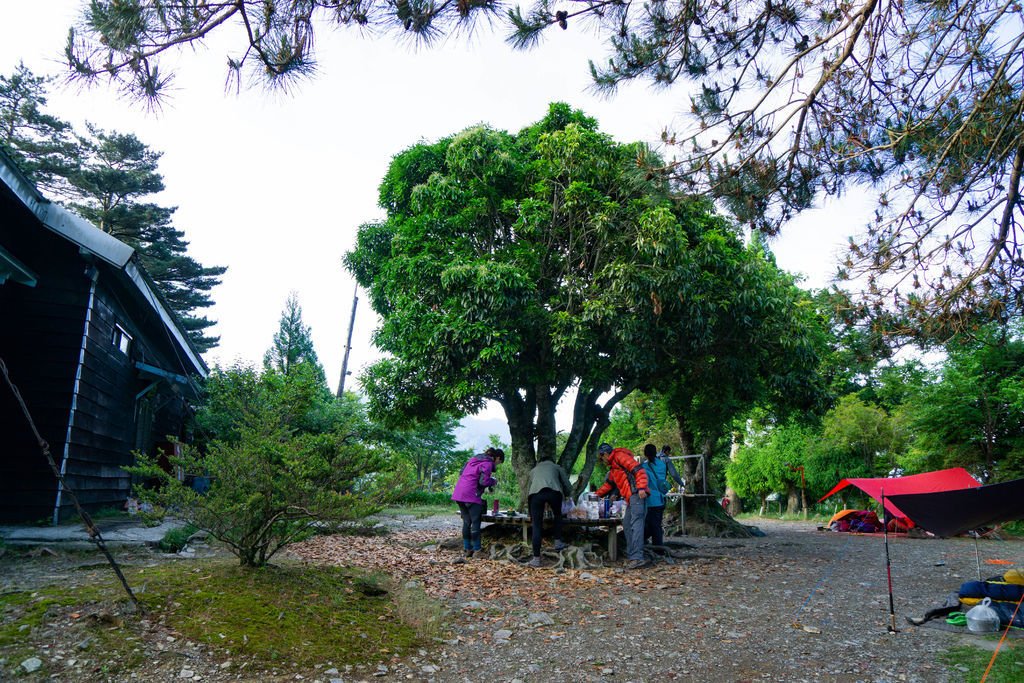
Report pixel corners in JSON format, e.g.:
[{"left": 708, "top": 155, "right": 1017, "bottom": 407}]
[{"left": 336, "top": 286, "right": 358, "bottom": 398}]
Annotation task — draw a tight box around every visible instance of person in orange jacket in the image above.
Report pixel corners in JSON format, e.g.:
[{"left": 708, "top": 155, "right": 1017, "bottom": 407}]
[{"left": 595, "top": 443, "right": 650, "bottom": 569}]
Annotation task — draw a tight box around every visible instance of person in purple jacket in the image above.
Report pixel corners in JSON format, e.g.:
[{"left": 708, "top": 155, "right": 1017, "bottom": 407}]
[{"left": 452, "top": 447, "right": 504, "bottom": 558}]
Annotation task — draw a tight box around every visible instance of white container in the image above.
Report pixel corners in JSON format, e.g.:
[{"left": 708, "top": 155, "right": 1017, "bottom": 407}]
[{"left": 966, "top": 597, "right": 1001, "bottom": 633}]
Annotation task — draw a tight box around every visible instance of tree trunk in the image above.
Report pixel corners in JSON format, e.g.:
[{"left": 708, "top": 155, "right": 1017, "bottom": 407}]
[
  {"left": 786, "top": 485, "right": 800, "bottom": 514},
  {"left": 499, "top": 382, "right": 632, "bottom": 507},
  {"left": 724, "top": 431, "right": 742, "bottom": 516},
  {"left": 676, "top": 420, "right": 697, "bottom": 482}
]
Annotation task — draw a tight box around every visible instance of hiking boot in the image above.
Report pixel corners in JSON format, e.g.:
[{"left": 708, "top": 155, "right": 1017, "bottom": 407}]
[
  {"left": 553, "top": 541, "right": 569, "bottom": 551},
  {"left": 464, "top": 549, "right": 474, "bottom": 559},
  {"left": 625, "top": 559, "right": 648, "bottom": 570},
  {"left": 527, "top": 557, "right": 542, "bottom": 568}
]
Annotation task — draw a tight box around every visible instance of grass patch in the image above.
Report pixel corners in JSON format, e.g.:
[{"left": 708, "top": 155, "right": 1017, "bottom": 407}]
[
  {"left": 942, "top": 642, "right": 1024, "bottom": 682},
  {"left": 381, "top": 503, "right": 454, "bottom": 519},
  {"left": 157, "top": 523, "right": 198, "bottom": 553},
  {"left": 133, "top": 561, "right": 434, "bottom": 668}
]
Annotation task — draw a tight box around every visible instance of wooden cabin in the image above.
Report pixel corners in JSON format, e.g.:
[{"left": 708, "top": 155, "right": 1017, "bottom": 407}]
[{"left": 0, "top": 147, "right": 207, "bottom": 524}]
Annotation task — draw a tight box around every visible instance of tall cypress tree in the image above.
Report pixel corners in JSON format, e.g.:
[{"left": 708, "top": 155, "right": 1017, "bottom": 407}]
[
  {"left": 0, "top": 62, "right": 80, "bottom": 198},
  {"left": 70, "top": 124, "right": 226, "bottom": 352},
  {"left": 264, "top": 292, "right": 325, "bottom": 384}
]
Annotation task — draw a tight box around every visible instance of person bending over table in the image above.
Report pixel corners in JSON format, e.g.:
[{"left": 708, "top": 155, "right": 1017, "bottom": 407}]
[
  {"left": 526, "top": 456, "right": 572, "bottom": 568},
  {"left": 451, "top": 447, "right": 504, "bottom": 559}
]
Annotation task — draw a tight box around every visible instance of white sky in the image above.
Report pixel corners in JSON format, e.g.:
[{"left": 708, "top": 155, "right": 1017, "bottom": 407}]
[{"left": 0, "top": 2, "right": 873, "bottom": 424}]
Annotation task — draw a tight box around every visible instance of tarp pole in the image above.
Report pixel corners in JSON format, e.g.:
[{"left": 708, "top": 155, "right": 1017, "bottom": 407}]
[
  {"left": 881, "top": 486, "right": 898, "bottom": 634},
  {"left": 974, "top": 533, "right": 983, "bottom": 580}
]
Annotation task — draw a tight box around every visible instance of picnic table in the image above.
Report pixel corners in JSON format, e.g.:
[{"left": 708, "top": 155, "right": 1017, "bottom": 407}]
[{"left": 481, "top": 513, "right": 624, "bottom": 560}]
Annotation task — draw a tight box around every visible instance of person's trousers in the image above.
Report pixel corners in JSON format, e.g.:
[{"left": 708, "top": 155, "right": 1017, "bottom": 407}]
[
  {"left": 457, "top": 501, "right": 484, "bottom": 551},
  {"left": 623, "top": 495, "right": 646, "bottom": 561},
  {"left": 528, "top": 488, "right": 564, "bottom": 557},
  {"left": 645, "top": 504, "right": 665, "bottom": 546}
]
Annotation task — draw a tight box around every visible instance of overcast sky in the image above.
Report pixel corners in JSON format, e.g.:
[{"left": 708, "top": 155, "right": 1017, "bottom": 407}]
[{"left": 1, "top": 2, "right": 872, "bottom": 428}]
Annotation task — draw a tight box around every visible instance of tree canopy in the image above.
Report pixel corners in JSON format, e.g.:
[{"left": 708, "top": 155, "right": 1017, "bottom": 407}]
[
  {"left": 346, "top": 102, "right": 811, "bottom": 498},
  {"left": 65, "top": 0, "right": 1024, "bottom": 339}
]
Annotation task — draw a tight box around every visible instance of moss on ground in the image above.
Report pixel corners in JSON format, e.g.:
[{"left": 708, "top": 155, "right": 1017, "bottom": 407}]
[
  {"left": 135, "top": 562, "right": 426, "bottom": 666},
  {"left": 1, "top": 559, "right": 441, "bottom": 677}
]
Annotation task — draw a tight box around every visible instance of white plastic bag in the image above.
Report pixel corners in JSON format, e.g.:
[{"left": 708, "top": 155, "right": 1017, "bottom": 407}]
[{"left": 965, "top": 597, "right": 1000, "bottom": 633}]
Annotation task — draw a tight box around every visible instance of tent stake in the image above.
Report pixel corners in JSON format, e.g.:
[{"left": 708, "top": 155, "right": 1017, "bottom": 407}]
[{"left": 881, "top": 487, "right": 898, "bottom": 634}]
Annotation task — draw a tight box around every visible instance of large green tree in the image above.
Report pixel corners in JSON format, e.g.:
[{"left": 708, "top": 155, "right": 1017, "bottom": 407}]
[
  {"left": 65, "top": 1, "right": 1024, "bottom": 337},
  {"left": 0, "top": 63, "right": 80, "bottom": 198},
  {"left": 346, "top": 103, "right": 747, "bottom": 498},
  {"left": 656, "top": 242, "right": 830, "bottom": 493},
  {"left": 904, "top": 323, "right": 1024, "bottom": 480}
]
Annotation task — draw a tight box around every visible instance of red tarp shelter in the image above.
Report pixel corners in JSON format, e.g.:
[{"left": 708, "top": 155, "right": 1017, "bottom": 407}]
[{"left": 818, "top": 468, "right": 981, "bottom": 524}]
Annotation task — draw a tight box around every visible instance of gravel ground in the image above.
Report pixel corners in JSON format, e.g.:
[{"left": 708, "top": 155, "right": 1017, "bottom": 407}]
[
  {"left": 294, "top": 516, "right": 1024, "bottom": 683},
  {"left": 3, "top": 517, "right": 1022, "bottom": 682}
]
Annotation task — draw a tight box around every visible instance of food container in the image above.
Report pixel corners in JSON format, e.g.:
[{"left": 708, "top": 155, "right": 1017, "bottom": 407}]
[{"left": 966, "top": 597, "right": 1000, "bottom": 633}]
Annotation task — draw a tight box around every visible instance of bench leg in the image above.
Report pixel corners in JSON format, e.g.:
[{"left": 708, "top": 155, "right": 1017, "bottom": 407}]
[
  {"left": 522, "top": 524, "right": 528, "bottom": 544},
  {"left": 608, "top": 527, "right": 618, "bottom": 561}
]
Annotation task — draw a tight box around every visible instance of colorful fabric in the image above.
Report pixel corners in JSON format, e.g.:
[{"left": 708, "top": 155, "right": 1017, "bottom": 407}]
[
  {"left": 958, "top": 580, "right": 1024, "bottom": 603},
  {"left": 819, "top": 468, "right": 980, "bottom": 526},
  {"left": 452, "top": 454, "right": 497, "bottom": 504},
  {"left": 595, "top": 448, "right": 649, "bottom": 502},
  {"left": 641, "top": 458, "right": 669, "bottom": 507},
  {"left": 828, "top": 509, "right": 883, "bottom": 533}
]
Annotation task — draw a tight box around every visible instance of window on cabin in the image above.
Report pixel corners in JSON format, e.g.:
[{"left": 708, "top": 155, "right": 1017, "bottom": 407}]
[{"left": 113, "top": 324, "right": 132, "bottom": 355}]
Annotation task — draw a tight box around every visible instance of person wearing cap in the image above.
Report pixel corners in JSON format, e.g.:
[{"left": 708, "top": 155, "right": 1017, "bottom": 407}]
[{"left": 595, "top": 442, "right": 649, "bottom": 569}]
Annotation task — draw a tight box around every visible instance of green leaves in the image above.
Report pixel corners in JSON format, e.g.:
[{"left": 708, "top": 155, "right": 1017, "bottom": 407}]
[
  {"left": 132, "top": 361, "right": 410, "bottom": 567},
  {"left": 349, "top": 102, "right": 785, "bottom": 496}
]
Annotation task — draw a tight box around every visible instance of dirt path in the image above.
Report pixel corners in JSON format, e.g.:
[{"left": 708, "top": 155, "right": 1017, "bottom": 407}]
[{"left": 3, "top": 516, "right": 1022, "bottom": 682}]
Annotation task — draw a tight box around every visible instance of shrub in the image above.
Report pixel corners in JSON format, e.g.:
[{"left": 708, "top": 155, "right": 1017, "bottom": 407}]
[
  {"left": 129, "top": 363, "right": 412, "bottom": 567},
  {"left": 158, "top": 524, "right": 198, "bottom": 553}
]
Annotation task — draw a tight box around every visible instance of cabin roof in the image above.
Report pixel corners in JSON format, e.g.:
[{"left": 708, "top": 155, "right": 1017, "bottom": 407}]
[{"left": 0, "top": 146, "right": 207, "bottom": 378}]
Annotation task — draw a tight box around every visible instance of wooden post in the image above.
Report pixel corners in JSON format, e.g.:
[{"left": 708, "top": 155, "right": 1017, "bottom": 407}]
[
  {"left": 680, "top": 495, "right": 686, "bottom": 535},
  {"left": 336, "top": 287, "right": 358, "bottom": 398}
]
